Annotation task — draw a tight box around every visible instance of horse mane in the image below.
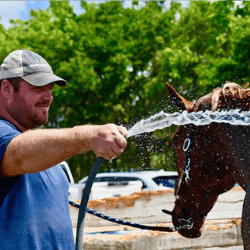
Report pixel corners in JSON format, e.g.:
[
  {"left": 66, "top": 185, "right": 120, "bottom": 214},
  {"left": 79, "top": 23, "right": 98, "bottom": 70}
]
[{"left": 194, "top": 82, "right": 250, "bottom": 112}]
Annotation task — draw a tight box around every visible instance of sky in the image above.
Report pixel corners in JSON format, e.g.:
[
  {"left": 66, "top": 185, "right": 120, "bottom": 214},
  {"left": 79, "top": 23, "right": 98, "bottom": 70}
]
[
  {"left": 0, "top": 1, "right": 244, "bottom": 29},
  {"left": 0, "top": 1, "right": 191, "bottom": 29},
  {"left": 0, "top": 1, "right": 85, "bottom": 29}
]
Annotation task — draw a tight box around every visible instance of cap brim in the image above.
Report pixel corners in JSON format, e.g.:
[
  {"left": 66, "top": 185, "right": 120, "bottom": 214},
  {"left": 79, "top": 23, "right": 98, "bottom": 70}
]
[{"left": 21, "top": 73, "right": 67, "bottom": 87}]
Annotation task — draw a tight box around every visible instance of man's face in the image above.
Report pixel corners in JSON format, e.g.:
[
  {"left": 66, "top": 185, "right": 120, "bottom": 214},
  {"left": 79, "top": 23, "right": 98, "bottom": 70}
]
[{"left": 9, "top": 79, "right": 54, "bottom": 130}]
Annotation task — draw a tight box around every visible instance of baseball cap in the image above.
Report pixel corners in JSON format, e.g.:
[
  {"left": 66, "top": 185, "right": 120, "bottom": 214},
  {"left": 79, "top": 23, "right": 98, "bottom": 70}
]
[{"left": 0, "top": 49, "right": 67, "bottom": 87}]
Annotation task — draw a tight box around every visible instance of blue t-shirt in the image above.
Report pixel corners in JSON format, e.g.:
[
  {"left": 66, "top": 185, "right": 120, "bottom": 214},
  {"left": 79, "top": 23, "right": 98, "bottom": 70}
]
[{"left": 0, "top": 118, "right": 74, "bottom": 249}]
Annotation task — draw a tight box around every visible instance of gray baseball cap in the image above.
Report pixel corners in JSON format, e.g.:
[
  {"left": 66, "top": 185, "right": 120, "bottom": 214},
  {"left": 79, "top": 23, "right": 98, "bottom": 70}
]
[{"left": 0, "top": 49, "right": 67, "bottom": 87}]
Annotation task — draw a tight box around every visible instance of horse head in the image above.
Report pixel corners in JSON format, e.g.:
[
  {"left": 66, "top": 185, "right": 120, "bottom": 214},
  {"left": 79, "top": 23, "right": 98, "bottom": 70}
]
[{"left": 164, "top": 81, "right": 250, "bottom": 238}]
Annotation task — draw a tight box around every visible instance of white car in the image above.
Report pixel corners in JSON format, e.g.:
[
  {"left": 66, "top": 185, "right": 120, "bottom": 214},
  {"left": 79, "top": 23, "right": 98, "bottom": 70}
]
[
  {"left": 78, "top": 170, "right": 178, "bottom": 200},
  {"left": 59, "top": 161, "right": 85, "bottom": 200}
]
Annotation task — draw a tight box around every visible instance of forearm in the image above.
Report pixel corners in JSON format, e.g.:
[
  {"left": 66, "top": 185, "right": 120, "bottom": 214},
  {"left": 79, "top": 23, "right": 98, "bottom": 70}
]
[
  {"left": 0, "top": 126, "right": 91, "bottom": 177},
  {"left": 0, "top": 123, "right": 127, "bottom": 177}
]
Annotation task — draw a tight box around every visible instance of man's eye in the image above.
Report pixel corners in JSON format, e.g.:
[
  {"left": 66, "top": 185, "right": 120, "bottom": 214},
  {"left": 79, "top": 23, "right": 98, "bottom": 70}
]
[{"left": 34, "top": 87, "right": 43, "bottom": 92}]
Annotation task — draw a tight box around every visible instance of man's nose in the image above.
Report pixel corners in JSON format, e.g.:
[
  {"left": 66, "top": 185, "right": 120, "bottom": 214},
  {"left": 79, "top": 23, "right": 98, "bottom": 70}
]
[{"left": 42, "top": 89, "right": 53, "bottom": 102}]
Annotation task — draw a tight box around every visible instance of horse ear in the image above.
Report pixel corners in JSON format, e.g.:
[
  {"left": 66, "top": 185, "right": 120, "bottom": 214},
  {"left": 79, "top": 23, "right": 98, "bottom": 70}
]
[{"left": 165, "top": 82, "right": 194, "bottom": 112}]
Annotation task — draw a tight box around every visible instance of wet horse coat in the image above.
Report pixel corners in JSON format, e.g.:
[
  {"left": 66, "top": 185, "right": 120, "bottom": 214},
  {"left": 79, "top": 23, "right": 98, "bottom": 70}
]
[{"left": 165, "top": 82, "right": 250, "bottom": 249}]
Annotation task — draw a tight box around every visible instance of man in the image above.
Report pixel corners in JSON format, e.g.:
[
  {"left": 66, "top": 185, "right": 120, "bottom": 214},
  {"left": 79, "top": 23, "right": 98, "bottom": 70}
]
[{"left": 0, "top": 49, "right": 127, "bottom": 249}]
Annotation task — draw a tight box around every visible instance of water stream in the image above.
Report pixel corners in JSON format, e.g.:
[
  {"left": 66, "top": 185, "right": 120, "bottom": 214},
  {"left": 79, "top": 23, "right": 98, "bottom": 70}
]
[{"left": 127, "top": 109, "right": 250, "bottom": 138}]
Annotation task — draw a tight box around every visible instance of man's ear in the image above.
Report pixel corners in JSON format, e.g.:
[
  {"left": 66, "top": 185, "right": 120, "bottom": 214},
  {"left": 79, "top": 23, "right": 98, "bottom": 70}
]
[{"left": 1, "top": 79, "right": 14, "bottom": 101}]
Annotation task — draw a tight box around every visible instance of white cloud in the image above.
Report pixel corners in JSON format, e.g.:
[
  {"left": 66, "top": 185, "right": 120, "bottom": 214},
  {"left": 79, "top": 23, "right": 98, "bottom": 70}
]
[{"left": 0, "top": 1, "right": 27, "bottom": 29}]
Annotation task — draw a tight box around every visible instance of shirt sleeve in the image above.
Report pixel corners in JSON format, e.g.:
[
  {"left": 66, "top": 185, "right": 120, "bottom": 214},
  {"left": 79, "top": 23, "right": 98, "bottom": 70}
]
[{"left": 0, "top": 120, "right": 21, "bottom": 163}]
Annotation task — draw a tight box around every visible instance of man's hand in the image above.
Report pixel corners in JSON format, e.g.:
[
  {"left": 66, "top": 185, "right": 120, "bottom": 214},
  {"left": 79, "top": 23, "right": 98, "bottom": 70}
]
[{"left": 88, "top": 124, "right": 127, "bottom": 160}]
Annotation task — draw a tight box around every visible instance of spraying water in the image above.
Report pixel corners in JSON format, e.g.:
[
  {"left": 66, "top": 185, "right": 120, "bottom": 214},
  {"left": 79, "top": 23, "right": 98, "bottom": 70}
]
[{"left": 127, "top": 109, "right": 250, "bottom": 138}]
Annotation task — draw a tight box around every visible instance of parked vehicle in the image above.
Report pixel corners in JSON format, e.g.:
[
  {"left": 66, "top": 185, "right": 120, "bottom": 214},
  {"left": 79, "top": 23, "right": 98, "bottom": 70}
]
[
  {"left": 89, "top": 180, "right": 143, "bottom": 200},
  {"left": 60, "top": 161, "right": 178, "bottom": 200},
  {"left": 59, "top": 161, "right": 85, "bottom": 200},
  {"left": 78, "top": 169, "right": 178, "bottom": 200}
]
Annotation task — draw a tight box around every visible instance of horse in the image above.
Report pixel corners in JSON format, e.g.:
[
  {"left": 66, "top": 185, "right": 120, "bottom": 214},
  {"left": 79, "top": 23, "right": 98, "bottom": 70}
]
[{"left": 163, "top": 81, "right": 250, "bottom": 249}]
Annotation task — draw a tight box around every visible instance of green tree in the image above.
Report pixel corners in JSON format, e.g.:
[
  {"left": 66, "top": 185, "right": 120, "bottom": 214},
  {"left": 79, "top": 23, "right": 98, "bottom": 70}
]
[{"left": 1, "top": 1, "right": 250, "bottom": 181}]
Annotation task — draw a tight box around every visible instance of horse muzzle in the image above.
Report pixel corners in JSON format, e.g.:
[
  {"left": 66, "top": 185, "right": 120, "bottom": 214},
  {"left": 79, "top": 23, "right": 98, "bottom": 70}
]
[
  {"left": 178, "top": 227, "right": 203, "bottom": 238},
  {"left": 173, "top": 215, "right": 205, "bottom": 238}
]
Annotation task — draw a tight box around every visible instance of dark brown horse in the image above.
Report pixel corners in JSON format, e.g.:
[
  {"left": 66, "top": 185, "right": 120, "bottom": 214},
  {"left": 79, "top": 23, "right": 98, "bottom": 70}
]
[{"left": 164, "top": 81, "right": 250, "bottom": 249}]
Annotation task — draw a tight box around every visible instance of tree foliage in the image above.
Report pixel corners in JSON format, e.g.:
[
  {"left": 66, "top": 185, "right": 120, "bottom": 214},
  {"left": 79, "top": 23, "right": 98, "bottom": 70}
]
[{"left": 1, "top": 1, "right": 250, "bottom": 180}]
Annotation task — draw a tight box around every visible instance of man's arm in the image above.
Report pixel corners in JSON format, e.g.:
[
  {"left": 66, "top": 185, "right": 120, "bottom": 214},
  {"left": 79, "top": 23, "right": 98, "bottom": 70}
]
[{"left": 0, "top": 124, "right": 127, "bottom": 177}]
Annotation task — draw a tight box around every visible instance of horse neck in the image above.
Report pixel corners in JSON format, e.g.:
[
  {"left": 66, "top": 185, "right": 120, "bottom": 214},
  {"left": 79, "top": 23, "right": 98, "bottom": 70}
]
[{"left": 219, "top": 124, "right": 250, "bottom": 190}]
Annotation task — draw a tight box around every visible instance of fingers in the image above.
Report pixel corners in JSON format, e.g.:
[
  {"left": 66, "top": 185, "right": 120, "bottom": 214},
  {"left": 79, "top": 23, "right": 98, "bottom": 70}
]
[
  {"left": 105, "top": 125, "right": 127, "bottom": 160},
  {"left": 106, "top": 148, "right": 119, "bottom": 161},
  {"left": 117, "top": 126, "right": 128, "bottom": 138},
  {"left": 89, "top": 124, "right": 127, "bottom": 161},
  {"left": 115, "top": 126, "right": 127, "bottom": 149}
]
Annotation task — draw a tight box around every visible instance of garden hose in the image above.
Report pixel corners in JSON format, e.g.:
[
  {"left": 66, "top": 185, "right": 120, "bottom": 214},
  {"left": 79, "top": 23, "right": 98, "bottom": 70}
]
[{"left": 75, "top": 157, "right": 106, "bottom": 250}]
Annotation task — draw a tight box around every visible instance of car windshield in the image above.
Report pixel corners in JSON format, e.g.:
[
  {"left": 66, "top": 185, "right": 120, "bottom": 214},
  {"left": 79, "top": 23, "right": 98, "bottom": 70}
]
[
  {"left": 81, "top": 174, "right": 178, "bottom": 189},
  {"left": 152, "top": 176, "right": 178, "bottom": 188},
  {"left": 93, "top": 176, "right": 145, "bottom": 186},
  {"left": 94, "top": 176, "right": 138, "bottom": 182}
]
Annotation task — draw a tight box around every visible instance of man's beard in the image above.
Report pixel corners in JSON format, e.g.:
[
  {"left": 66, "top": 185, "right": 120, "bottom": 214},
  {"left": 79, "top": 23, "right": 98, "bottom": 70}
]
[{"left": 10, "top": 97, "right": 50, "bottom": 130}]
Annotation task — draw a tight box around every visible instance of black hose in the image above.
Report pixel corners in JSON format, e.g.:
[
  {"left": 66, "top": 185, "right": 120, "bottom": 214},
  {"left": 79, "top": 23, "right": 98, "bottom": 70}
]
[
  {"left": 70, "top": 200, "right": 175, "bottom": 232},
  {"left": 75, "top": 157, "right": 106, "bottom": 250}
]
